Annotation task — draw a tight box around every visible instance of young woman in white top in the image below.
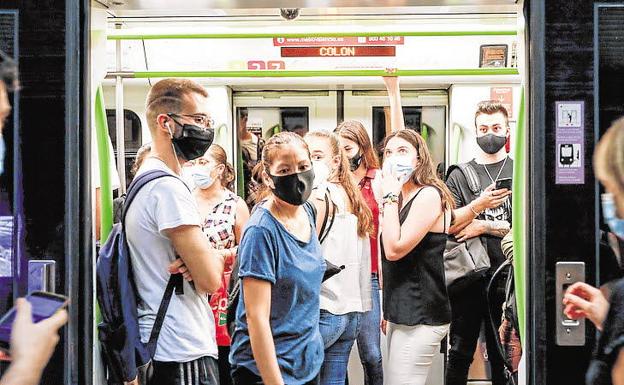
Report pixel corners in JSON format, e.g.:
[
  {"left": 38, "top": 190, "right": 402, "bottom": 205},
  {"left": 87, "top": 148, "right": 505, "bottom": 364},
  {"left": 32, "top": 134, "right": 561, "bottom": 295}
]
[{"left": 304, "top": 130, "right": 374, "bottom": 385}]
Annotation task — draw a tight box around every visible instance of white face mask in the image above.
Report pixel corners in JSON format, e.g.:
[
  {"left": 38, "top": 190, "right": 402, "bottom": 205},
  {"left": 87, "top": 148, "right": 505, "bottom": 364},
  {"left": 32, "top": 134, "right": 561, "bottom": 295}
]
[
  {"left": 384, "top": 155, "right": 415, "bottom": 185},
  {"left": 312, "top": 161, "right": 331, "bottom": 188}
]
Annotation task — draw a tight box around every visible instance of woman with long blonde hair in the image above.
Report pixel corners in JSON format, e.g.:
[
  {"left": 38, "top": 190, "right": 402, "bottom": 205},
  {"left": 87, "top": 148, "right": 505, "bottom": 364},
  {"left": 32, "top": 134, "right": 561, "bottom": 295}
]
[
  {"left": 305, "top": 130, "right": 373, "bottom": 385},
  {"left": 380, "top": 128, "right": 454, "bottom": 385}
]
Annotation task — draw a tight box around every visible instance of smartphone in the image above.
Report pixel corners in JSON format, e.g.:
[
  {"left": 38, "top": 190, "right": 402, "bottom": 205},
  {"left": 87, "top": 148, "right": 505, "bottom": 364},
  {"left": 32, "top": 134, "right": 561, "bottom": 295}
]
[
  {"left": 495, "top": 178, "right": 512, "bottom": 191},
  {"left": 0, "top": 292, "right": 68, "bottom": 351}
]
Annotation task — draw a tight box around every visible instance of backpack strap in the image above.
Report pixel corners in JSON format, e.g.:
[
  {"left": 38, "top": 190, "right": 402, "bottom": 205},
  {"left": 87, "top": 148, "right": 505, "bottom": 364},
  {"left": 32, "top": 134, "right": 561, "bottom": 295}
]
[
  {"left": 319, "top": 190, "right": 336, "bottom": 244},
  {"left": 121, "top": 169, "right": 178, "bottom": 225},
  {"left": 120, "top": 168, "right": 187, "bottom": 357},
  {"left": 146, "top": 273, "right": 182, "bottom": 357},
  {"left": 446, "top": 162, "right": 482, "bottom": 197}
]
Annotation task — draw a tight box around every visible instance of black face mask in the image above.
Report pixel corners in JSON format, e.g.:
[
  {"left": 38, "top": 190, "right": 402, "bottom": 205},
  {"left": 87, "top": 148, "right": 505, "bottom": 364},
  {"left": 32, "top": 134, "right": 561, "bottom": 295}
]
[
  {"left": 269, "top": 168, "right": 315, "bottom": 206},
  {"left": 477, "top": 134, "right": 507, "bottom": 155},
  {"left": 349, "top": 153, "right": 363, "bottom": 172},
  {"left": 168, "top": 118, "right": 214, "bottom": 161}
]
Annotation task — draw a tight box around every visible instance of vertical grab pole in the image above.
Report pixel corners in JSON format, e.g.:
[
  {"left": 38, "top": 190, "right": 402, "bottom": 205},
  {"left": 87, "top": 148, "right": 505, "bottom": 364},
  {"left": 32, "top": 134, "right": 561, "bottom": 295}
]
[
  {"left": 95, "top": 86, "right": 114, "bottom": 242},
  {"left": 115, "top": 23, "right": 126, "bottom": 194},
  {"left": 512, "top": 86, "right": 526, "bottom": 343}
]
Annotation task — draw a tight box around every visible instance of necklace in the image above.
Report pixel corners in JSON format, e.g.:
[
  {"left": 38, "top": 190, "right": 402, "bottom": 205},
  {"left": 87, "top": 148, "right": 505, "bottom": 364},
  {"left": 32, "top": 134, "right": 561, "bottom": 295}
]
[{"left": 483, "top": 156, "right": 508, "bottom": 184}]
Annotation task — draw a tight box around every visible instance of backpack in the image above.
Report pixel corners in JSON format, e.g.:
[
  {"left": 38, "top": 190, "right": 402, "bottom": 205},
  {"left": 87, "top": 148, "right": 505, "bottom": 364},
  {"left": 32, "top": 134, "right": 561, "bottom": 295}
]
[
  {"left": 487, "top": 258, "right": 520, "bottom": 385},
  {"left": 96, "top": 170, "right": 184, "bottom": 383},
  {"left": 226, "top": 192, "right": 340, "bottom": 337},
  {"left": 444, "top": 163, "right": 490, "bottom": 293}
]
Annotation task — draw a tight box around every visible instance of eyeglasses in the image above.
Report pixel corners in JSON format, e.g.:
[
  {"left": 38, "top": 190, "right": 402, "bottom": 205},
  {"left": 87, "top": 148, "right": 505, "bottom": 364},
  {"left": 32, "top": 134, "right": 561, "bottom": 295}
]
[{"left": 168, "top": 113, "right": 214, "bottom": 129}]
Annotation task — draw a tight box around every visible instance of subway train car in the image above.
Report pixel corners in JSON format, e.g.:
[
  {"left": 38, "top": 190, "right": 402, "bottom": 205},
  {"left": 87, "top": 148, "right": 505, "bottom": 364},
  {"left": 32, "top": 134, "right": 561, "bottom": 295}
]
[{"left": 0, "top": 1, "right": 621, "bottom": 384}]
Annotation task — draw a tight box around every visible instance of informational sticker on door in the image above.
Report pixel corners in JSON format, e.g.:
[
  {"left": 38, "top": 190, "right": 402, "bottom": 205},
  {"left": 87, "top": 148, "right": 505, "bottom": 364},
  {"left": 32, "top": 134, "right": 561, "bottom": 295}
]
[{"left": 556, "top": 101, "right": 584, "bottom": 184}]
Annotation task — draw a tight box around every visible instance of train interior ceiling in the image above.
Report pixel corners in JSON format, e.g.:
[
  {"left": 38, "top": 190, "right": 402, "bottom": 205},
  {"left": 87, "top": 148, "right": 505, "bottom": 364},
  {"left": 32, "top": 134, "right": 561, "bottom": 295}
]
[
  {"left": 93, "top": 1, "right": 525, "bottom": 383},
  {"left": 95, "top": 0, "right": 525, "bottom": 183}
]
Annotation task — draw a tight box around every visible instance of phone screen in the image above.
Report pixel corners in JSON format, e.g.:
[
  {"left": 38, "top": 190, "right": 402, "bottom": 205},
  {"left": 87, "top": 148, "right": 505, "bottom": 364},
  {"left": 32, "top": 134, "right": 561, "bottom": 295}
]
[
  {"left": 496, "top": 178, "right": 512, "bottom": 190},
  {"left": 0, "top": 292, "right": 67, "bottom": 347}
]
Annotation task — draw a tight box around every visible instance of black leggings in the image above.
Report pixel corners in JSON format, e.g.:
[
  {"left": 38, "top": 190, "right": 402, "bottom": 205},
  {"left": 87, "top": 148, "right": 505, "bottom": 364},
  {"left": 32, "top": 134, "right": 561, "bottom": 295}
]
[{"left": 232, "top": 367, "right": 320, "bottom": 385}]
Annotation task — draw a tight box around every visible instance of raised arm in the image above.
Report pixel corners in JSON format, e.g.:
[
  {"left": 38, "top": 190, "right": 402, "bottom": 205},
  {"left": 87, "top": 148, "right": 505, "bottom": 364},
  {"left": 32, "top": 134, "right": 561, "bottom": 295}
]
[{"left": 383, "top": 76, "right": 405, "bottom": 132}]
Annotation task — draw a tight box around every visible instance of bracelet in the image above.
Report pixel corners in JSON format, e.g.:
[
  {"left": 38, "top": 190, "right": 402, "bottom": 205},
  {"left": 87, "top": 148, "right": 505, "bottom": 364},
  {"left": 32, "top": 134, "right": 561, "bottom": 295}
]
[
  {"left": 469, "top": 203, "right": 481, "bottom": 217},
  {"left": 382, "top": 193, "right": 399, "bottom": 206}
]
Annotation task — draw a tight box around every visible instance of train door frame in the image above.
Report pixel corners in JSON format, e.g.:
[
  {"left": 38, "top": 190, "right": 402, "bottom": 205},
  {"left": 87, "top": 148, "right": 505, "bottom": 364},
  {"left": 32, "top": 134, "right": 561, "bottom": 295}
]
[{"left": 67, "top": 0, "right": 94, "bottom": 383}]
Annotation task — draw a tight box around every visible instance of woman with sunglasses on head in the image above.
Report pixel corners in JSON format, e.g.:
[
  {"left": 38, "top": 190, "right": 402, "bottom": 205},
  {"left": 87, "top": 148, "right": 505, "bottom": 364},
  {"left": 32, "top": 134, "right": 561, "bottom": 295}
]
[
  {"left": 229, "top": 132, "right": 325, "bottom": 385},
  {"left": 183, "top": 144, "right": 250, "bottom": 385},
  {"left": 304, "top": 130, "right": 373, "bottom": 385}
]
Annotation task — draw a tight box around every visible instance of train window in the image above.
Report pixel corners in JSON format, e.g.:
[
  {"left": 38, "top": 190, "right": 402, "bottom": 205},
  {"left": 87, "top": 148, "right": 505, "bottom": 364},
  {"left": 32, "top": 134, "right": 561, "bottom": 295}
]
[
  {"left": 237, "top": 106, "right": 309, "bottom": 206},
  {"left": 372, "top": 106, "right": 422, "bottom": 153},
  {"left": 106, "top": 109, "right": 142, "bottom": 152},
  {"left": 106, "top": 109, "right": 142, "bottom": 189},
  {"left": 237, "top": 107, "right": 309, "bottom": 140}
]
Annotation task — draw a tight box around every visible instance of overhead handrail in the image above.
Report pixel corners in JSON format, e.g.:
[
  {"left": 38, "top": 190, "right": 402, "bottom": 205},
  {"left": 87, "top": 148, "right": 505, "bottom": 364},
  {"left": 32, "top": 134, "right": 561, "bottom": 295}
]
[
  {"left": 105, "top": 68, "right": 519, "bottom": 79},
  {"left": 512, "top": 86, "right": 526, "bottom": 343},
  {"left": 107, "top": 30, "right": 517, "bottom": 40}
]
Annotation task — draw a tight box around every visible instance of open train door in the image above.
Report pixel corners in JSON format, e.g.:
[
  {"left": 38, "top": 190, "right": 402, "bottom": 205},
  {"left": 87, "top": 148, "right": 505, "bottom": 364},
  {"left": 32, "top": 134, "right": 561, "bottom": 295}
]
[{"left": 0, "top": 0, "right": 92, "bottom": 384}]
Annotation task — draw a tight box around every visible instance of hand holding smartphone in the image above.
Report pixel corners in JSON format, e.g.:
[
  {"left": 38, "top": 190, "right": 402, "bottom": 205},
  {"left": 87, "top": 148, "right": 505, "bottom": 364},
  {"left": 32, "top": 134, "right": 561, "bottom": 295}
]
[
  {"left": 495, "top": 177, "right": 512, "bottom": 191},
  {"left": 0, "top": 292, "right": 69, "bottom": 353}
]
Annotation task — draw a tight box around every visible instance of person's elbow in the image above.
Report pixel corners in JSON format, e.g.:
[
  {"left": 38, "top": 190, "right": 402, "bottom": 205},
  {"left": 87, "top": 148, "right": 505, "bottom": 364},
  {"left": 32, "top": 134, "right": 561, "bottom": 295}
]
[
  {"left": 383, "top": 246, "right": 405, "bottom": 262},
  {"left": 197, "top": 272, "right": 222, "bottom": 294},
  {"left": 193, "top": 265, "right": 222, "bottom": 294}
]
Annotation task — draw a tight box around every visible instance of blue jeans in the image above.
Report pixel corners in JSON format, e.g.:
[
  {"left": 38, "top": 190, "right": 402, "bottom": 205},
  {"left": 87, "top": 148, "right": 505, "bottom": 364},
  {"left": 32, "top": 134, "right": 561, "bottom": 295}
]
[
  {"left": 355, "top": 274, "right": 383, "bottom": 385},
  {"left": 319, "top": 310, "right": 362, "bottom": 385}
]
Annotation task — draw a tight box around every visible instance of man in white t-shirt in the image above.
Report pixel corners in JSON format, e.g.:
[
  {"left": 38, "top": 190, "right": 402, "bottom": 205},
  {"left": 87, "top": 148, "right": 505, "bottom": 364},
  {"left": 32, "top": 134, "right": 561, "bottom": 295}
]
[{"left": 125, "top": 78, "right": 229, "bottom": 385}]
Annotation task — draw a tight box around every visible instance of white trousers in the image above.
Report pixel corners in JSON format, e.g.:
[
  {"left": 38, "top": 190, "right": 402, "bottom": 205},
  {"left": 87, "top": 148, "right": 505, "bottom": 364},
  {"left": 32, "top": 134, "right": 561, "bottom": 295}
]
[{"left": 385, "top": 322, "right": 450, "bottom": 385}]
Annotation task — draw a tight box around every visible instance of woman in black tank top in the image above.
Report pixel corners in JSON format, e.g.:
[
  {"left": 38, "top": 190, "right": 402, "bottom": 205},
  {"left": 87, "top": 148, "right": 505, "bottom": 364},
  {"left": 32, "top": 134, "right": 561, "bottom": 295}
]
[{"left": 379, "top": 129, "right": 455, "bottom": 385}]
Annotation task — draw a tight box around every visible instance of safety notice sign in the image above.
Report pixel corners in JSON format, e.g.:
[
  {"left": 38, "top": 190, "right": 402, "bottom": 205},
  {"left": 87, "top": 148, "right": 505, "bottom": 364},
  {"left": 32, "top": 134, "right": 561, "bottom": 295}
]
[{"left": 555, "top": 101, "right": 584, "bottom": 184}]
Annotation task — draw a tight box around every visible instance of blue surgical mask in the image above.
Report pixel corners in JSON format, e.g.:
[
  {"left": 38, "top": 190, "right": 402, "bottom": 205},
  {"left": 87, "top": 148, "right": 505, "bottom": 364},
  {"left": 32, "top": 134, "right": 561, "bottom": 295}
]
[
  {"left": 602, "top": 193, "right": 624, "bottom": 239},
  {"left": 190, "top": 167, "right": 215, "bottom": 190},
  {"left": 384, "top": 155, "right": 415, "bottom": 185},
  {"left": 0, "top": 136, "right": 4, "bottom": 176}
]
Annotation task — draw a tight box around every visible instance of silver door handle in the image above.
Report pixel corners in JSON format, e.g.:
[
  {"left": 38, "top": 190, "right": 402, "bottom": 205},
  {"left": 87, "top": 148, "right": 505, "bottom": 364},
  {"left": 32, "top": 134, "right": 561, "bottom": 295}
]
[
  {"left": 556, "top": 261, "right": 585, "bottom": 346},
  {"left": 28, "top": 260, "right": 56, "bottom": 293}
]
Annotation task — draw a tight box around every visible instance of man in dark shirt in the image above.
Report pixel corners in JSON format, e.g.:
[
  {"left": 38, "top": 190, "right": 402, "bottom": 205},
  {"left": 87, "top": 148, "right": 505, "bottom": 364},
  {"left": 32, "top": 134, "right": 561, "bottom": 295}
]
[{"left": 445, "top": 101, "right": 513, "bottom": 385}]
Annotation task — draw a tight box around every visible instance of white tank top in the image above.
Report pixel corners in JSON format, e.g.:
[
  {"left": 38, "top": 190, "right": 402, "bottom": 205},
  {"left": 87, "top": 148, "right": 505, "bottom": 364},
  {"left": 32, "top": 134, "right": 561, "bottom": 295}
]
[{"left": 319, "top": 183, "right": 372, "bottom": 315}]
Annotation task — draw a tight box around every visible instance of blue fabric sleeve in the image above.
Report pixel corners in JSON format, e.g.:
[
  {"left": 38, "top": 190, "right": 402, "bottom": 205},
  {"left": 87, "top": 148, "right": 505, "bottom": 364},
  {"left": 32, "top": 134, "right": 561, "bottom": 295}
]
[{"left": 238, "top": 225, "right": 277, "bottom": 284}]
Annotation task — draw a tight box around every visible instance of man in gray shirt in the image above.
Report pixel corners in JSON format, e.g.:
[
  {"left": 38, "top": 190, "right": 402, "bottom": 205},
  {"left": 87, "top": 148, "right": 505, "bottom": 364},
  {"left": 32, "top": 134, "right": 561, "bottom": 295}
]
[{"left": 125, "top": 78, "right": 230, "bottom": 385}]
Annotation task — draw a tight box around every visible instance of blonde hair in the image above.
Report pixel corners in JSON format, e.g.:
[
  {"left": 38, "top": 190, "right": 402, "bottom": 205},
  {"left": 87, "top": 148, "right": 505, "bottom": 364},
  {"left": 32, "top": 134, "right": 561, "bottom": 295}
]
[
  {"left": 334, "top": 120, "right": 380, "bottom": 170},
  {"left": 595, "top": 117, "right": 624, "bottom": 193},
  {"left": 207, "top": 144, "right": 235, "bottom": 191},
  {"left": 306, "top": 130, "right": 374, "bottom": 237},
  {"left": 383, "top": 129, "right": 455, "bottom": 211}
]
